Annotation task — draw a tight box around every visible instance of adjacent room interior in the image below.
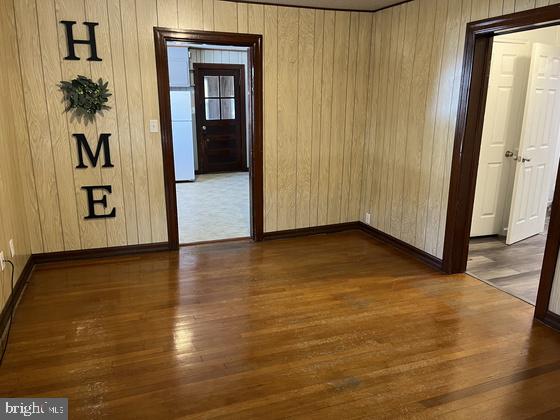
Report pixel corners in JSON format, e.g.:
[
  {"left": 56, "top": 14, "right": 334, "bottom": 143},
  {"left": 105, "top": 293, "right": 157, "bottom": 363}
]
[
  {"left": 167, "top": 42, "right": 251, "bottom": 244},
  {"left": 467, "top": 25, "right": 560, "bottom": 305}
]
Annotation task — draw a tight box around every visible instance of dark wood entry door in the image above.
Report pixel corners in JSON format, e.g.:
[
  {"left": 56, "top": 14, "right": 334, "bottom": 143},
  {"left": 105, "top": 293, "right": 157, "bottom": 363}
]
[{"left": 194, "top": 63, "right": 246, "bottom": 173}]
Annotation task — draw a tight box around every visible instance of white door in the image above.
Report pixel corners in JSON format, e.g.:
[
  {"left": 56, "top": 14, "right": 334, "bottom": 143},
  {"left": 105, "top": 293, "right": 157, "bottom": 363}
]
[
  {"left": 506, "top": 43, "right": 560, "bottom": 245},
  {"left": 471, "top": 41, "right": 531, "bottom": 237}
]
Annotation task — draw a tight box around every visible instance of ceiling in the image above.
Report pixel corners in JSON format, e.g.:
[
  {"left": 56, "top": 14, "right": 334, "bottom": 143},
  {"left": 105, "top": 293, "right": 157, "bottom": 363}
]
[{"left": 230, "top": 0, "right": 405, "bottom": 12}]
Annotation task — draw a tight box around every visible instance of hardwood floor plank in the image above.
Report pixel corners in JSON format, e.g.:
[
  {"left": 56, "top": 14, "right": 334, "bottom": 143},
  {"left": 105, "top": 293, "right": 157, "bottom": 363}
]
[{"left": 0, "top": 231, "right": 559, "bottom": 418}]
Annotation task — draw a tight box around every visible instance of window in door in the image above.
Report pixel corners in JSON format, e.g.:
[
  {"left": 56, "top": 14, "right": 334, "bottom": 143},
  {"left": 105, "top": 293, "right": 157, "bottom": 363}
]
[{"left": 203, "top": 75, "right": 236, "bottom": 120}]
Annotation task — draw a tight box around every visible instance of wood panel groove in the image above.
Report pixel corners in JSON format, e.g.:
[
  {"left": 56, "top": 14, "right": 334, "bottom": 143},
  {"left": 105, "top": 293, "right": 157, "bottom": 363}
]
[
  {"left": 309, "top": 10, "right": 323, "bottom": 227},
  {"left": 8, "top": 0, "right": 43, "bottom": 255},
  {"left": 316, "top": 10, "right": 335, "bottom": 226},
  {"left": 37, "top": 0, "right": 82, "bottom": 251},
  {"left": 413, "top": 0, "right": 448, "bottom": 251},
  {"left": 340, "top": 12, "right": 359, "bottom": 223},
  {"left": 33, "top": 0, "right": 67, "bottom": 252},
  {"left": 326, "top": 12, "right": 350, "bottom": 225},
  {"left": 360, "top": 14, "right": 377, "bottom": 221},
  {"left": 348, "top": 13, "right": 372, "bottom": 221},
  {"left": 295, "top": 9, "right": 314, "bottom": 228},
  {"left": 15, "top": 0, "right": 64, "bottom": 253},
  {"left": 123, "top": 0, "right": 152, "bottom": 244}
]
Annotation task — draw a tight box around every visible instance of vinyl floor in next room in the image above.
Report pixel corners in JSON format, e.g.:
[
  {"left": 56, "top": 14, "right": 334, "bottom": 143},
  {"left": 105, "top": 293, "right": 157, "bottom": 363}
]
[
  {"left": 1, "top": 231, "right": 560, "bottom": 419},
  {"left": 467, "top": 233, "right": 547, "bottom": 305},
  {"left": 176, "top": 172, "right": 250, "bottom": 244}
]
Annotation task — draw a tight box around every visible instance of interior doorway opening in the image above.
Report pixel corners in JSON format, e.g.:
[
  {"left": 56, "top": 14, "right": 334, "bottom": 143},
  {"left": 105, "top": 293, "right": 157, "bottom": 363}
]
[
  {"left": 443, "top": 5, "right": 560, "bottom": 329},
  {"left": 467, "top": 25, "right": 560, "bottom": 305},
  {"left": 154, "top": 29, "right": 263, "bottom": 249},
  {"left": 167, "top": 43, "right": 250, "bottom": 244}
]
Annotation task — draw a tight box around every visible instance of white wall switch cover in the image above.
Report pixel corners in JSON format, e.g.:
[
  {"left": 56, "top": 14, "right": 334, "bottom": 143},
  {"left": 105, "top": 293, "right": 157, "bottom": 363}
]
[
  {"left": 149, "top": 119, "right": 159, "bottom": 133},
  {"left": 9, "top": 239, "right": 15, "bottom": 258},
  {"left": 365, "top": 212, "right": 371, "bottom": 224},
  {"left": 0, "top": 251, "right": 4, "bottom": 271}
]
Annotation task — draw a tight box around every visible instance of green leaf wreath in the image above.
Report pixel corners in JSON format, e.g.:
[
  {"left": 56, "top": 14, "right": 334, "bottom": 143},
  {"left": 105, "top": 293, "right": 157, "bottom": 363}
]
[{"left": 59, "top": 75, "right": 111, "bottom": 123}]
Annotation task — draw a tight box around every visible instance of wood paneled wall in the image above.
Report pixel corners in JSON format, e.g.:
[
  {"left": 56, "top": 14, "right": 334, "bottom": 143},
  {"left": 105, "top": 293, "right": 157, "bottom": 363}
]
[
  {"left": 0, "top": 1, "right": 33, "bottom": 312},
  {"left": 12, "top": 0, "right": 375, "bottom": 252},
  {"left": 7, "top": 0, "right": 560, "bottom": 313},
  {"left": 360, "top": 0, "right": 560, "bottom": 261}
]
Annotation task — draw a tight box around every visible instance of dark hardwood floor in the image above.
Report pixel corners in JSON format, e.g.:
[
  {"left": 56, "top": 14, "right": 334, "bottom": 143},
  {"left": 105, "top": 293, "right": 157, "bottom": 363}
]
[
  {"left": 1, "top": 231, "right": 560, "bottom": 418},
  {"left": 467, "top": 233, "right": 547, "bottom": 305}
]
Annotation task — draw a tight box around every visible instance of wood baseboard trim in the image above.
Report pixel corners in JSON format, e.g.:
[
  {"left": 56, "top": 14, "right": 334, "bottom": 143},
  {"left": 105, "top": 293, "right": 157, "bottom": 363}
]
[
  {"left": 33, "top": 242, "right": 171, "bottom": 264},
  {"left": 0, "top": 256, "right": 35, "bottom": 343},
  {"left": 2, "top": 242, "right": 171, "bottom": 343},
  {"left": 262, "top": 222, "right": 361, "bottom": 240},
  {"left": 263, "top": 221, "right": 443, "bottom": 272},
  {"left": 539, "top": 310, "right": 560, "bottom": 331},
  {"left": 356, "top": 222, "right": 444, "bottom": 271}
]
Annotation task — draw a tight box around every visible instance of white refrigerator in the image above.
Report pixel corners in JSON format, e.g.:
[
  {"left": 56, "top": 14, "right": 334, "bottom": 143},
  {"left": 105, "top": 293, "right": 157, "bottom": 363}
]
[{"left": 168, "top": 46, "right": 196, "bottom": 182}]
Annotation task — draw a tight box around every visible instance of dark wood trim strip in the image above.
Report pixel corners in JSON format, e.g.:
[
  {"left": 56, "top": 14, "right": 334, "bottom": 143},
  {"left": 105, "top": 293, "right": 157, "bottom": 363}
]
[
  {"left": 263, "top": 222, "right": 443, "bottom": 272},
  {"left": 262, "top": 222, "right": 360, "bottom": 240},
  {"left": 357, "top": 223, "right": 444, "bottom": 271},
  {"left": 154, "top": 28, "right": 264, "bottom": 248},
  {"left": 0, "top": 256, "right": 35, "bottom": 342},
  {"left": 443, "top": 34, "right": 493, "bottom": 274},
  {"left": 181, "top": 236, "right": 251, "bottom": 246},
  {"left": 220, "top": 0, "right": 414, "bottom": 13},
  {"left": 420, "top": 359, "right": 560, "bottom": 407},
  {"left": 536, "top": 160, "right": 560, "bottom": 318},
  {"left": 33, "top": 242, "right": 170, "bottom": 264},
  {"left": 539, "top": 310, "right": 560, "bottom": 331}
]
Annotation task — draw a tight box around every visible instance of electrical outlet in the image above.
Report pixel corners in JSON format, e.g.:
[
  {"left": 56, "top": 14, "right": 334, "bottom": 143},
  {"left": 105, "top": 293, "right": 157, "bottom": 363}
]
[
  {"left": 365, "top": 212, "right": 371, "bottom": 225},
  {"left": 0, "top": 251, "right": 4, "bottom": 272},
  {"left": 9, "top": 239, "right": 15, "bottom": 258},
  {"left": 149, "top": 119, "right": 159, "bottom": 133}
]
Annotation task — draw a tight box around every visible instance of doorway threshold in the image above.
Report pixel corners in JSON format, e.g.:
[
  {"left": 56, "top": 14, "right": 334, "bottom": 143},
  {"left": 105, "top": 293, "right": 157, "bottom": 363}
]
[{"left": 180, "top": 236, "right": 251, "bottom": 247}]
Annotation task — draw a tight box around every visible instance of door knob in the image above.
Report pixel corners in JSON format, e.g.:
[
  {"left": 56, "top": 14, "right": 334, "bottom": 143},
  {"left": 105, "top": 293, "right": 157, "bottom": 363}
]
[
  {"left": 505, "top": 150, "right": 515, "bottom": 158},
  {"left": 521, "top": 157, "right": 531, "bottom": 163},
  {"left": 202, "top": 125, "right": 207, "bottom": 131}
]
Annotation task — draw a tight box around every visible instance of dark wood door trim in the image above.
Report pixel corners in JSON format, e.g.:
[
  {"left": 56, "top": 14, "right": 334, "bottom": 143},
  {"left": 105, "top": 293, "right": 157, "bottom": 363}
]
[
  {"left": 154, "top": 28, "right": 264, "bottom": 249},
  {"left": 193, "top": 63, "right": 247, "bottom": 173},
  {"left": 442, "top": 4, "right": 560, "bottom": 324}
]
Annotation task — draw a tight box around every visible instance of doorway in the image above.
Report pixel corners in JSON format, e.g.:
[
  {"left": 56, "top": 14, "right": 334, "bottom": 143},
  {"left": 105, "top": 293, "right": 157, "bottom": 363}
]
[
  {"left": 154, "top": 29, "right": 263, "bottom": 248},
  {"left": 466, "top": 26, "right": 560, "bottom": 305},
  {"left": 443, "top": 4, "right": 560, "bottom": 329},
  {"left": 194, "top": 63, "right": 246, "bottom": 173}
]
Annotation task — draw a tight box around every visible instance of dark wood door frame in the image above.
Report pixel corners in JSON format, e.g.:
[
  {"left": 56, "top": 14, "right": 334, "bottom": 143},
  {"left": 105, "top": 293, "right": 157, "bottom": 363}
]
[
  {"left": 193, "top": 63, "right": 247, "bottom": 173},
  {"left": 442, "top": 4, "right": 560, "bottom": 328},
  {"left": 154, "top": 28, "right": 264, "bottom": 249}
]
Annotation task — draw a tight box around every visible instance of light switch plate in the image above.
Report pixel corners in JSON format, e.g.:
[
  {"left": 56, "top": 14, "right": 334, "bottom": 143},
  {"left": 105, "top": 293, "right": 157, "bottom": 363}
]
[
  {"left": 9, "top": 239, "right": 15, "bottom": 258},
  {"left": 0, "top": 251, "right": 5, "bottom": 272},
  {"left": 365, "top": 212, "right": 371, "bottom": 225},
  {"left": 149, "top": 119, "right": 159, "bottom": 133}
]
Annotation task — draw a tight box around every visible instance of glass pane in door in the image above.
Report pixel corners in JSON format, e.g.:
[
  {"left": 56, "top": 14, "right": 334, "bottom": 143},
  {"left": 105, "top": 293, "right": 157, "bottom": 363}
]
[
  {"left": 220, "top": 76, "right": 235, "bottom": 97},
  {"left": 221, "top": 98, "right": 235, "bottom": 119},
  {"left": 205, "top": 99, "right": 220, "bottom": 120},
  {"left": 203, "top": 76, "right": 219, "bottom": 97}
]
